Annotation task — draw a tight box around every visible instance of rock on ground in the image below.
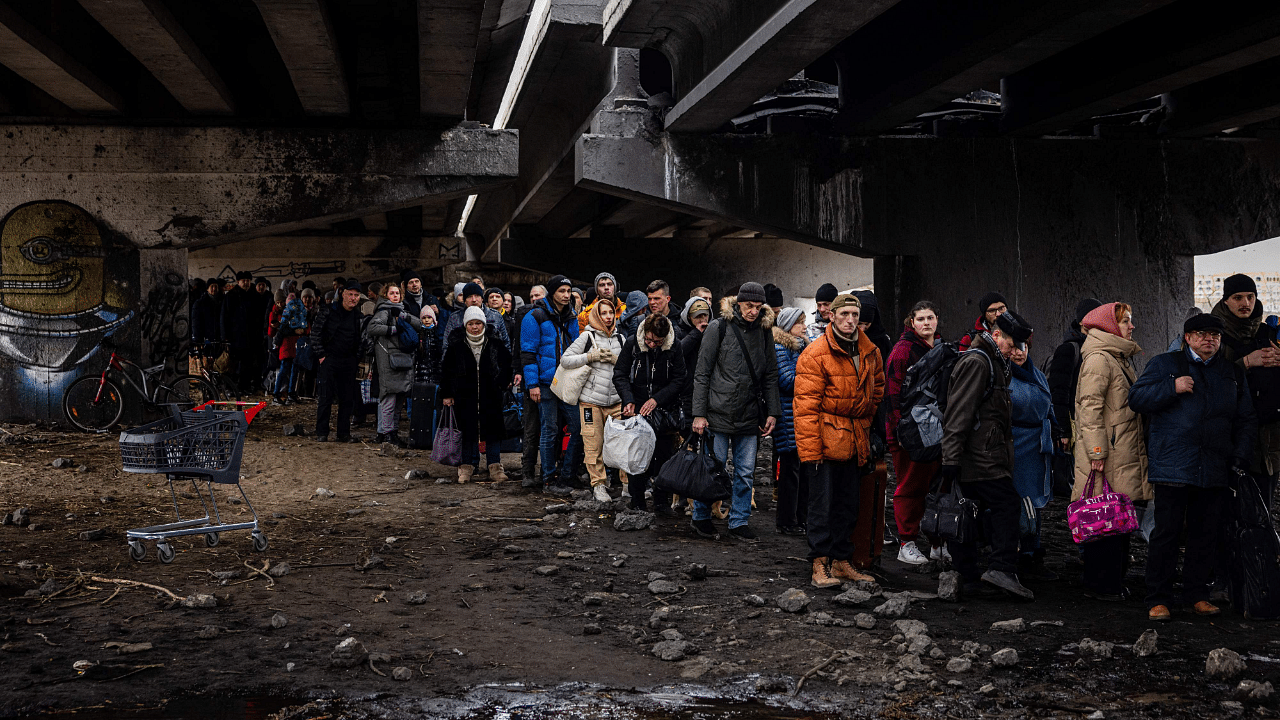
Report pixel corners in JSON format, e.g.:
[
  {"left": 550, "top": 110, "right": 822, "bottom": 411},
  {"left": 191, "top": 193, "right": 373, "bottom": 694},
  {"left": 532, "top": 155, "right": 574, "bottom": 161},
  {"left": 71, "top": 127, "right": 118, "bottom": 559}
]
[
  {"left": 499, "top": 525, "right": 543, "bottom": 539},
  {"left": 331, "top": 637, "right": 367, "bottom": 668},
  {"left": 270, "top": 613, "right": 288, "bottom": 629},
  {"left": 182, "top": 594, "right": 217, "bottom": 609},
  {"left": 892, "top": 619, "right": 929, "bottom": 638},
  {"left": 937, "top": 570, "right": 960, "bottom": 602},
  {"left": 267, "top": 562, "right": 291, "bottom": 578},
  {"left": 613, "top": 510, "right": 654, "bottom": 531},
  {"left": 392, "top": 666, "right": 412, "bottom": 681},
  {"left": 873, "top": 597, "right": 910, "bottom": 617},
  {"left": 947, "top": 657, "right": 972, "bottom": 673},
  {"left": 405, "top": 590, "right": 429, "bottom": 605},
  {"left": 776, "top": 588, "right": 811, "bottom": 613},
  {"left": 991, "top": 618, "right": 1027, "bottom": 633},
  {"left": 533, "top": 565, "right": 559, "bottom": 576},
  {"left": 743, "top": 594, "right": 766, "bottom": 607},
  {"left": 1207, "top": 648, "right": 1247, "bottom": 679},
  {"left": 1236, "top": 680, "right": 1274, "bottom": 699},
  {"left": 1079, "top": 637, "right": 1114, "bottom": 658},
  {"left": 1133, "top": 629, "right": 1158, "bottom": 657},
  {"left": 834, "top": 588, "right": 874, "bottom": 606},
  {"left": 78, "top": 529, "right": 106, "bottom": 541},
  {"left": 855, "top": 613, "right": 876, "bottom": 629},
  {"left": 648, "top": 580, "right": 681, "bottom": 595},
  {"left": 991, "top": 648, "right": 1019, "bottom": 666},
  {"left": 652, "top": 640, "right": 695, "bottom": 661}
]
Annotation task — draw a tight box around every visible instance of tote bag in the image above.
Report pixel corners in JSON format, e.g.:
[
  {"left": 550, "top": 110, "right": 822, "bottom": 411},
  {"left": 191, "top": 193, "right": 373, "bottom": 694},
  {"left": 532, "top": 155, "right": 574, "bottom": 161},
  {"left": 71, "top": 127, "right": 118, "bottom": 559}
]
[{"left": 430, "top": 406, "right": 463, "bottom": 466}]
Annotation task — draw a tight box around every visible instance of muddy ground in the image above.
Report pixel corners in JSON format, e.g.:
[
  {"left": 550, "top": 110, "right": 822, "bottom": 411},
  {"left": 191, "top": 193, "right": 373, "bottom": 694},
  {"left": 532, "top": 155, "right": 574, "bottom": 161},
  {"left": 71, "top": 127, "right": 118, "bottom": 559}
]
[{"left": 2, "top": 401, "right": 1280, "bottom": 719}]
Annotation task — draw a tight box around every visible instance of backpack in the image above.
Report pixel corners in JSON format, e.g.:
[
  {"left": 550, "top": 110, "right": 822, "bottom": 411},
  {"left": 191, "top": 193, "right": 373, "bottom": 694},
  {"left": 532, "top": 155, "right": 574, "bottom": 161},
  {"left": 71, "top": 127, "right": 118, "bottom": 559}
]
[
  {"left": 358, "top": 314, "right": 375, "bottom": 360},
  {"left": 896, "top": 342, "right": 993, "bottom": 463},
  {"left": 396, "top": 317, "right": 419, "bottom": 352}
]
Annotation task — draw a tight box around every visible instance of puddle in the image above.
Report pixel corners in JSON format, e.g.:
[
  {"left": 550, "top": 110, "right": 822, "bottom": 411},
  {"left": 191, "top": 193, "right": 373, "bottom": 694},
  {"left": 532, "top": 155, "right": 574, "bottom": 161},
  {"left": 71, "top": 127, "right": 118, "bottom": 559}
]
[{"left": 27, "top": 696, "right": 303, "bottom": 720}]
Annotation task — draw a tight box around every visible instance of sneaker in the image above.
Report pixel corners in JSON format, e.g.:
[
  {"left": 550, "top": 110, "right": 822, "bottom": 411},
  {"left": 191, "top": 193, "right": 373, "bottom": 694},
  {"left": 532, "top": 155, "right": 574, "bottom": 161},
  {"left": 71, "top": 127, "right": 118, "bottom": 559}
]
[
  {"left": 691, "top": 518, "right": 718, "bottom": 539},
  {"left": 729, "top": 525, "right": 758, "bottom": 541},
  {"left": 830, "top": 559, "right": 874, "bottom": 582},
  {"left": 980, "top": 570, "right": 1035, "bottom": 601},
  {"left": 929, "top": 545, "right": 952, "bottom": 563},
  {"left": 521, "top": 475, "right": 541, "bottom": 489},
  {"left": 811, "top": 558, "right": 840, "bottom": 589},
  {"left": 621, "top": 488, "right": 632, "bottom": 499},
  {"left": 543, "top": 482, "right": 573, "bottom": 497},
  {"left": 1193, "top": 600, "right": 1222, "bottom": 616},
  {"left": 1148, "top": 604, "right": 1173, "bottom": 622},
  {"left": 897, "top": 542, "right": 929, "bottom": 565},
  {"left": 593, "top": 485, "right": 612, "bottom": 503}
]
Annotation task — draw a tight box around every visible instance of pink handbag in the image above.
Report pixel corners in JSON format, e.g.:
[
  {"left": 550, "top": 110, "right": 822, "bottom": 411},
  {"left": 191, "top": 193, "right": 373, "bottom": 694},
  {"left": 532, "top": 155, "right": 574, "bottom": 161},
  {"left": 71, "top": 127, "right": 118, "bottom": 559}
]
[{"left": 1067, "top": 470, "right": 1139, "bottom": 544}]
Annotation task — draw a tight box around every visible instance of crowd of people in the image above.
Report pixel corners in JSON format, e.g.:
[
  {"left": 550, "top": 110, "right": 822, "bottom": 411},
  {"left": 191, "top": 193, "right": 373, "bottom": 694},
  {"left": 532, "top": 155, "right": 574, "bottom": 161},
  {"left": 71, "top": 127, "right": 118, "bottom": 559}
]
[{"left": 189, "top": 268, "right": 1279, "bottom": 618}]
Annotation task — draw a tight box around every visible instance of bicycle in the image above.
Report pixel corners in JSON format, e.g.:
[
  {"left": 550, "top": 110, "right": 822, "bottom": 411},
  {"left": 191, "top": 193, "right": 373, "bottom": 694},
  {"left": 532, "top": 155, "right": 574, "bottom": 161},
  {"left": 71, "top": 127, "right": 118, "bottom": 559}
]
[
  {"left": 188, "top": 342, "right": 241, "bottom": 401},
  {"left": 62, "top": 340, "right": 219, "bottom": 433}
]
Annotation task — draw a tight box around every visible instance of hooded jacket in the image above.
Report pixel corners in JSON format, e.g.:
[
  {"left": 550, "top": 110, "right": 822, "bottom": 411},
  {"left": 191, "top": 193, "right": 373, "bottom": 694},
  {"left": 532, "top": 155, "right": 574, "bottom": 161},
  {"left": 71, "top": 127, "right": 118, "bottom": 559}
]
[
  {"left": 794, "top": 323, "right": 884, "bottom": 464},
  {"left": 884, "top": 327, "right": 936, "bottom": 443},
  {"left": 941, "top": 333, "right": 1012, "bottom": 482},
  {"left": 1211, "top": 299, "right": 1280, "bottom": 476},
  {"left": 560, "top": 304, "right": 625, "bottom": 407},
  {"left": 520, "top": 297, "right": 580, "bottom": 389},
  {"left": 613, "top": 317, "right": 686, "bottom": 413},
  {"left": 1129, "top": 347, "right": 1256, "bottom": 489},
  {"left": 367, "top": 299, "right": 424, "bottom": 396},
  {"left": 692, "top": 296, "right": 782, "bottom": 435},
  {"left": 773, "top": 326, "right": 805, "bottom": 454},
  {"left": 440, "top": 324, "right": 512, "bottom": 440},
  {"left": 618, "top": 291, "right": 649, "bottom": 339},
  {"left": 1071, "top": 327, "right": 1151, "bottom": 502}
]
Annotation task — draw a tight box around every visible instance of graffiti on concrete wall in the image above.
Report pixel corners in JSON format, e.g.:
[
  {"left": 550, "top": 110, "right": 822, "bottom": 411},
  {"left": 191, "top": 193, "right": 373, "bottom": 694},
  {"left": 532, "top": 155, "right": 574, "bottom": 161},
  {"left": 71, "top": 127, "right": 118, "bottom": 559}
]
[
  {"left": 212, "top": 261, "right": 347, "bottom": 282},
  {"left": 137, "top": 270, "right": 189, "bottom": 365}
]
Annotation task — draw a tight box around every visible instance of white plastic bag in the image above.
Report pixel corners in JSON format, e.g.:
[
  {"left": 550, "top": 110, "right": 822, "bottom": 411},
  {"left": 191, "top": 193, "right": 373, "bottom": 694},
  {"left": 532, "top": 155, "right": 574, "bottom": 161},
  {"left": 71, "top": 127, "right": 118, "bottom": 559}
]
[{"left": 602, "top": 414, "right": 657, "bottom": 475}]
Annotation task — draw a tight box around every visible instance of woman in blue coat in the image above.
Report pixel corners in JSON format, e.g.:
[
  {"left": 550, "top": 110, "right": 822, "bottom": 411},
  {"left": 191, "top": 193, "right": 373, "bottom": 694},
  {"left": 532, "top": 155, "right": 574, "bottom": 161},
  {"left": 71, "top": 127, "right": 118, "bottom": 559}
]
[
  {"left": 1008, "top": 316, "right": 1058, "bottom": 580},
  {"left": 773, "top": 307, "right": 808, "bottom": 535}
]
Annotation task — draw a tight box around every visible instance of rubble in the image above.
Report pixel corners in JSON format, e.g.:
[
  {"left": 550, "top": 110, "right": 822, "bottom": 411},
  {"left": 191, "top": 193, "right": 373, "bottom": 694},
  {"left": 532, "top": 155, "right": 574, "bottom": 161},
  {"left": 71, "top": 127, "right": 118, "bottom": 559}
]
[
  {"left": 331, "top": 637, "right": 367, "bottom": 668},
  {"left": 991, "top": 618, "right": 1026, "bottom": 633},
  {"left": 1207, "top": 648, "right": 1247, "bottom": 679},
  {"left": 854, "top": 613, "right": 877, "bottom": 629},
  {"left": 1236, "top": 680, "right": 1274, "bottom": 699},
  {"left": 613, "top": 510, "right": 654, "bottom": 531},
  {"left": 181, "top": 594, "right": 217, "bottom": 609},
  {"left": 648, "top": 580, "right": 681, "bottom": 595},
  {"left": 499, "top": 525, "right": 543, "bottom": 539},
  {"left": 776, "top": 588, "right": 810, "bottom": 613},
  {"left": 1079, "top": 637, "right": 1114, "bottom": 658},
  {"left": 1133, "top": 629, "right": 1158, "bottom": 657},
  {"left": 652, "top": 640, "right": 696, "bottom": 661},
  {"left": 937, "top": 571, "right": 960, "bottom": 602},
  {"left": 991, "top": 648, "right": 1019, "bottom": 666},
  {"left": 873, "top": 597, "right": 910, "bottom": 617}
]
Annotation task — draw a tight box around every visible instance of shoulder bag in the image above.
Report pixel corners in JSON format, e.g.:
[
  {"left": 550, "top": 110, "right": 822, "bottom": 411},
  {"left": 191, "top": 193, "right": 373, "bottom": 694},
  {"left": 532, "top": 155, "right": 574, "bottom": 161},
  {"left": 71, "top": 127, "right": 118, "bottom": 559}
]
[
  {"left": 722, "top": 321, "right": 770, "bottom": 424},
  {"left": 1067, "top": 469, "right": 1138, "bottom": 544},
  {"left": 550, "top": 335, "right": 593, "bottom": 404}
]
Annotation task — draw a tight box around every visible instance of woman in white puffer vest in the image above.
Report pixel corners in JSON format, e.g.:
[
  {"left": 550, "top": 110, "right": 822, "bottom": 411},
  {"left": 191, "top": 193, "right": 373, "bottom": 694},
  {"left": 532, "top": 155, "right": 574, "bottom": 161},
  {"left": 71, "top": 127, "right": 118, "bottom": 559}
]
[{"left": 561, "top": 301, "right": 627, "bottom": 502}]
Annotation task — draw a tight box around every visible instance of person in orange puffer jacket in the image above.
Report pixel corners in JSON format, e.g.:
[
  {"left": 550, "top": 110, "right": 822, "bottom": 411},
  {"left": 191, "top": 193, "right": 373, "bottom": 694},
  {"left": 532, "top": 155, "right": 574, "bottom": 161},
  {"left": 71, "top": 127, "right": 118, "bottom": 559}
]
[{"left": 794, "top": 294, "right": 885, "bottom": 589}]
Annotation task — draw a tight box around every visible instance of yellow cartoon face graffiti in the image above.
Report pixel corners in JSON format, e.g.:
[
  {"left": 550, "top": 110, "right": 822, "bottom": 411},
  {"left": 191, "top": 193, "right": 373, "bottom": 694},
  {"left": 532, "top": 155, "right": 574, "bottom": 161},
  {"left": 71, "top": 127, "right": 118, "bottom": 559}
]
[{"left": 0, "top": 202, "right": 106, "bottom": 314}]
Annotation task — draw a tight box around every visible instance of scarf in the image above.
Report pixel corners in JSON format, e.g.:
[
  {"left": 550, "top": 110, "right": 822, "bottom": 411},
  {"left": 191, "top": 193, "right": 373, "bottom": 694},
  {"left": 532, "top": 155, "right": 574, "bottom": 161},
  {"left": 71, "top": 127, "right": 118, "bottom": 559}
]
[
  {"left": 466, "top": 326, "right": 486, "bottom": 362},
  {"left": 587, "top": 300, "right": 616, "bottom": 335},
  {"left": 831, "top": 324, "right": 859, "bottom": 368}
]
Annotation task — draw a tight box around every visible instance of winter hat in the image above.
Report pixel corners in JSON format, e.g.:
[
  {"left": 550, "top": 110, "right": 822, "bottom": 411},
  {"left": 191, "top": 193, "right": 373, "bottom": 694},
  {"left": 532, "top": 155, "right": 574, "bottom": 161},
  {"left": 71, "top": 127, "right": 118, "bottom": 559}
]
[
  {"left": 302, "top": 280, "right": 317, "bottom": 291},
  {"left": 1081, "top": 302, "right": 1122, "bottom": 337},
  {"left": 571, "top": 287, "right": 585, "bottom": 300},
  {"left": 274, "top": 290, "right": 286, "bottom": 304},
  {"left": 815, "top": 283, "right": 839, "bottom": 303},
  {"left": 419, "top": 304, "right": 437, "bottom": 323},
  {"left": 830, "top": 294, "right": 861, "bottom": 314},
  {"left": 452, "top": 282, "right": 466, "bottom": 300},
  {"left": 776, "top": 306, "right": 805, "bottom": 333},
  {"left": 681, "top": 297, "right": 710, "bottom": 325},
  {"left": 255, "top": 277, "right": 270, "bottom": 287},
  {"left": 300, "top": 288, "right": 316, "bottom": 299},
  {"left": 764, "top": 283, "right": 784, "bottom": 308},
  {"left": 548, "top": 275, "right": 573, "bottom": 292},
  {"left": 462, "top": 306, "right": 486, "bottom": 327},
  {"left": 236, "top": 270, "right": 253, "bottom": 281},
  {"left": 344, "top": 281, "right": 364, "bottom": 294},
  {"left": 737, "top": 281, "right": 767, "bottom": 305},
  {"left": 400, "top": 268, "right": 422, "bottom": 283},
  {"left": 1185, "top": 313, "right": 1226, "bottom": 335},
  {"left": 462, "top": 282, "right": 484, "bottom": 300},
  {"left": 996, "top": 311, "right": 1033, "bottom": 347},
  {"left": 978, "top": 291, "right": 1007, "bottom": 314},
  {"left": 1074, "top": 298, "right": 1103, "bottom": 324},
  {"left": 483, "top": 287, "right": 504, "bottom": 304},
  {"left": 594, "top": 272, "right": 617, "bottom": 290},
  {"left": 1223, "top": 273, "right": 1258, "bottom": 299}
]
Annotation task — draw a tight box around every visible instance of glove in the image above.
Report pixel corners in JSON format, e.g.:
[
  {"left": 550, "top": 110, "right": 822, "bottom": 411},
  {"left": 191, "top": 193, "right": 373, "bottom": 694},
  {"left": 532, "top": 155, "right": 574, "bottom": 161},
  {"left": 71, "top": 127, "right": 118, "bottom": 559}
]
[
  {"left": 870, "top": 434, "right": 886, "bottom": 460},
  {"left": 940, "top": 465, "right": 962, "bottom": 485},
  {"left": 586, "top": 348, "right": 607, "bottom": 362},
  {"left": 1232, "top": 464, "right": 1251, "bottom": 478}
]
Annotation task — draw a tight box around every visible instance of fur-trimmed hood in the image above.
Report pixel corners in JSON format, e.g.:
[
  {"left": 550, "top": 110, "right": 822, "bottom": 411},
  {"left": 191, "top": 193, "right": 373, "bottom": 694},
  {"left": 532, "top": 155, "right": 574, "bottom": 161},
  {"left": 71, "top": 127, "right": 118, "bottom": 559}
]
[
  {"left": 719, "top": 295, "right": 776, "bottom": 329},
  {"left": 637, "top": 319, "right": 676, "bottom": 353},
  {"left": 772, "top": 325, "right": 804, "bottom": 352}
]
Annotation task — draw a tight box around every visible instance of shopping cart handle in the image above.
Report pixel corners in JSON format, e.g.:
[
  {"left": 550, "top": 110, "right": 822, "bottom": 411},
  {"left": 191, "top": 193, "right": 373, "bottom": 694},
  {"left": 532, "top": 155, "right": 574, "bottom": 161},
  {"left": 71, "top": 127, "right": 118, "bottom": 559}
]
[{"left": 192, "top": 400, "right": 269, "bottom": 426}]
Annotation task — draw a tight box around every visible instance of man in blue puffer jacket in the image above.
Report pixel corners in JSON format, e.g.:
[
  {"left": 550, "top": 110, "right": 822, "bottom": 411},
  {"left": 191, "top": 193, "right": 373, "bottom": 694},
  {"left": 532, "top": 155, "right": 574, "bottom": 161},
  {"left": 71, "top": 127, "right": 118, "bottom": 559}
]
[
  {"left": 773, "top": 306, "right": 808, "bottom": 535},
  {"left": 1129, "top": 312, "right": 1257, "bottom": 621},
  {"left": 521, "top": 275, "right": 582, "bottom": 495}
]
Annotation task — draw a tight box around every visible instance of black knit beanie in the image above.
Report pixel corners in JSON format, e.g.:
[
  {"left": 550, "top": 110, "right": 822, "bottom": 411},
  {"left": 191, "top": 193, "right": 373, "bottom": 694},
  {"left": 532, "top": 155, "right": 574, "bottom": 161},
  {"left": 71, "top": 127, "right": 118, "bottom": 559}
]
[
  {"left": 1223, "top": 273, "right": 1258, "bottom": 300},
  {"left": 815, "top": 283, "right": 838, "bottom": 303},
  {"left": 978, "top": 291, "right": 1007, "bottom": 314}
]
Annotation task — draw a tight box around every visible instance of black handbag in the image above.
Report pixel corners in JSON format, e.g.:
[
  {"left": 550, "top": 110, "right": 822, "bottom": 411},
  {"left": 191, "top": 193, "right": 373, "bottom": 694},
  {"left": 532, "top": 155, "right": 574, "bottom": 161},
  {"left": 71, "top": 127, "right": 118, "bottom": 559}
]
[
  {"left": 653, "top": 435, "right": 731, "bottom": 503},
  {"left": 642, "top": 405, "right": 685, "bottom": 435},
  {"left": 920, "top": 474, "right": 980, "bottom": 545}
]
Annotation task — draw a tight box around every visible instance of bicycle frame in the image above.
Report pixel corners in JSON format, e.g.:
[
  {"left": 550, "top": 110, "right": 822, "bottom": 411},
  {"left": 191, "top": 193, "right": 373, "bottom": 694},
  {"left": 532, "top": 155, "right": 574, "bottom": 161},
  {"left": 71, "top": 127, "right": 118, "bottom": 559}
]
[{"left": 92, "top": 351, "right": 164, "bottom": 405}]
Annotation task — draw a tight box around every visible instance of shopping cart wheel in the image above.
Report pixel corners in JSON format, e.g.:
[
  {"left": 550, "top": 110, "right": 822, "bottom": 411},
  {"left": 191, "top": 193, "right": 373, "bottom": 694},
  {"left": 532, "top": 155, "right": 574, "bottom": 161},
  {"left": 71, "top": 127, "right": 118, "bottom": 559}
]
[
  {"left": 128, "top": 540, "right": 146, "bottom": 562},
  {"left": 156, "top": 542, "right": 175, "bottom": 564},
  {"left": 205, "top": 532, "right": 220, "bottom": 548},
  {"left": 251, "top": 531, "right": 268, "bottom": 552}
]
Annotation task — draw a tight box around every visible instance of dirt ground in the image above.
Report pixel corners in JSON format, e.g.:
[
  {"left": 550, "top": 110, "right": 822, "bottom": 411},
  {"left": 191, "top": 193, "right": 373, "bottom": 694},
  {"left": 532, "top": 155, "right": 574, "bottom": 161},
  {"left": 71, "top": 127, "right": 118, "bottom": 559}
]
[{"left": 3, "top": 401, "right": 1280, "bottom": 719}]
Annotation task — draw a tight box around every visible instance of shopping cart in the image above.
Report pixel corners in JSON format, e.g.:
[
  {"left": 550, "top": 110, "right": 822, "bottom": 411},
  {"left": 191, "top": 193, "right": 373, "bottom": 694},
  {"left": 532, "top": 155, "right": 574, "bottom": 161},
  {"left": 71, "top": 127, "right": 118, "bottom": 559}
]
[{"left": 118, "top": 400, "right": 268, "bottom": 563}]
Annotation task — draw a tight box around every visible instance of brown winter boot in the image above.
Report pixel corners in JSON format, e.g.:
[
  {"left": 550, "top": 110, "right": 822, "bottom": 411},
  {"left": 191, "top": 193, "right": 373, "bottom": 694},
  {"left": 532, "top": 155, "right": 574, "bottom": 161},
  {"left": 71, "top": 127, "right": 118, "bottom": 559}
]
[
  {"left": 830, "top": 559, "right": 874, "bottom": 583},
  {"left": 811, "top": 558, "right": 840, "bottom": 589},
  {"left": 458, "top": 465, "right": 474, "bottom": 484},
  {"left": 488, "top": 463, "right": 507, "bottom": 482}
]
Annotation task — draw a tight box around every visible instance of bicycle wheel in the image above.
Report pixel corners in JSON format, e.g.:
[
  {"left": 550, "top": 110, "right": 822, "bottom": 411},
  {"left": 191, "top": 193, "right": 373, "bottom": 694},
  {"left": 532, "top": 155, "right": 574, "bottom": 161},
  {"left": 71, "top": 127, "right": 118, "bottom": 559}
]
[
  {"left": 63, "top": 376, "right": 124, "bottom": 432},
  {"left": 155, "top": 374, "right": 219, "bottom": 410}
]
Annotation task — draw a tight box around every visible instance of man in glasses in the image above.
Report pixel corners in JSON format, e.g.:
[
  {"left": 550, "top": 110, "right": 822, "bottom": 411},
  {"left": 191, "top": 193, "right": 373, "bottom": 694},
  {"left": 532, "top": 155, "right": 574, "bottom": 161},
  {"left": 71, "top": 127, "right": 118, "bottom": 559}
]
[
  {"left": 959, "top": 292, "right": 1008, "bottom": 352},
  {"left": 1130, "top": 312, "right": 1257, "bottom": 621}
]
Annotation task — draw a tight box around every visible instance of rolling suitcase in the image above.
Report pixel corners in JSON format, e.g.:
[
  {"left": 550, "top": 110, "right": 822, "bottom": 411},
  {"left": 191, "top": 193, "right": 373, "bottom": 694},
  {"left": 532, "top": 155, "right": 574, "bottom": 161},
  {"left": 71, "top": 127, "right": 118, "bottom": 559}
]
[
  {"left": 409, "top": 382, "right": 436, "bottom": 450},
  {"left": 850, "top": 459, "right": 888, "bottom": 569}
]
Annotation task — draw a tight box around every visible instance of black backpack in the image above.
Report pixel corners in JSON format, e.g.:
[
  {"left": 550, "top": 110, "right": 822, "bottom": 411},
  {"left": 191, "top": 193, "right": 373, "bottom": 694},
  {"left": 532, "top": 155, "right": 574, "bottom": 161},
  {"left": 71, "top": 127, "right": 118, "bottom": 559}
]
[{"left": 896, "top": 342, "right": 993, "bottom": 463}]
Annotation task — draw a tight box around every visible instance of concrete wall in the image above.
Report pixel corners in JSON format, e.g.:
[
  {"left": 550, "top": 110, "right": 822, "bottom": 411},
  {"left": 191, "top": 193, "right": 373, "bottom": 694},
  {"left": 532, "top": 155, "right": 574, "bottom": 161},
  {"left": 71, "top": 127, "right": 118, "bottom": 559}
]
[{"left": 0, "top": 200, "right": 186, "bottom": 422}]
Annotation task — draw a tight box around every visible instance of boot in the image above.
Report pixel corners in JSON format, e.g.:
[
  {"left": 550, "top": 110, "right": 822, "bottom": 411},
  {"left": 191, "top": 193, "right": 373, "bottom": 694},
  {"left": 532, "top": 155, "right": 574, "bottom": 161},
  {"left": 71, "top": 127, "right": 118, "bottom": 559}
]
[
  {"left": 388, "top": 432, "right": 404, "bottom": 448},
  {"left": 458, "top": 465, "right": 474, "bottom": 484},
  {"left": 811, "top": 558, "right": 840, "bottom": 589},
  {"left": 830, "top": 559, "right": 874, "bottom": 583},
  {"left": 488, "top": 463, "right": 507, "bottom": 482}
]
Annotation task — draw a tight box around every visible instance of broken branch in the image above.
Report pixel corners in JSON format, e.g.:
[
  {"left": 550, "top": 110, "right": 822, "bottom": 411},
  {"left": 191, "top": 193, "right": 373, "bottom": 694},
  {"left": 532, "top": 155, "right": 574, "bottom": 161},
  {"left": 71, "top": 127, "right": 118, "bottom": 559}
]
[{"left": 88, "top": 576, "right": 182, "bottom": 603}]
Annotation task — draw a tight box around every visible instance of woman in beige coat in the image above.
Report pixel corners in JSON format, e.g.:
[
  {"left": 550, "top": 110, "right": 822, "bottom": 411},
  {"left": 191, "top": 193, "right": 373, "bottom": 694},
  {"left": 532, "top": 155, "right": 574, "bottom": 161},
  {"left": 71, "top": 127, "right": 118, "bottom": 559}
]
[{"left": 1073, "top": 301, "right": 1152, "bottom": 602}]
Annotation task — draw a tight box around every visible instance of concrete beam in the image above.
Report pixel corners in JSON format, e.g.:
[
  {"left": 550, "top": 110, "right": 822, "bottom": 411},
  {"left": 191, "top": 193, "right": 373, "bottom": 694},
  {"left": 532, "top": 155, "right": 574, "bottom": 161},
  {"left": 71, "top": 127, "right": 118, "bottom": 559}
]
[
  {"left": 418, "top": 0, "right": 487, "bottom": 117},
  {"left": 1001, "top": 2, "right": 1280, "bottom": 135},
  {"left": 0, "top": 125, "right": 517, "bottom": 247},
  {"left": 834, "top": 0, "right": 1175, "bottom": 134},
  {"left": 1159, "top": 55, "right": 1280, "bottom": 137},
  {"left": 463, "top": 2, "right": 616, "bottom": 254},
  {"left": 608, "top": 0, "right": 902, "bottom": 133},
  {"left": 0, "top": 2, "right": 124, "bottom": 114},
  {"left": 78, "top": 0, "right": 234, "bottom": 115},
  {"left": 253, "top": 0, "right": 349, "bottom": 116}
]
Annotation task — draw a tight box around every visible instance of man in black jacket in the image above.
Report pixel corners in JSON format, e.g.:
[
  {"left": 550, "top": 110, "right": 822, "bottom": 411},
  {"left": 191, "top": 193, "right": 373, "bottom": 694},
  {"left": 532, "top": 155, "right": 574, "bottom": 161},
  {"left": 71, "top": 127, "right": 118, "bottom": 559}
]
[
  {"left": 312, "top": 282, "right": 366, "bottom": 442},
  {"left": 220, "top": 271, "right": 258, "bottom": 396},
  {"left": 191, "top": 279, "right": 222, "bottom": 353}
]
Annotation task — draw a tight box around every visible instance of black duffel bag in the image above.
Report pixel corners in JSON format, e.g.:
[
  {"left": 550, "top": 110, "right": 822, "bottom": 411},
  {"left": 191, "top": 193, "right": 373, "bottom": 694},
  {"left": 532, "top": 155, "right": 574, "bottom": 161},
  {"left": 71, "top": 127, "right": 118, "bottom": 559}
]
[
  {"left": 653, "top": 435, "right": 731, "bottom": 504},
  {"left": 920, "top": 474, "right": 980, "bottom": 545}
]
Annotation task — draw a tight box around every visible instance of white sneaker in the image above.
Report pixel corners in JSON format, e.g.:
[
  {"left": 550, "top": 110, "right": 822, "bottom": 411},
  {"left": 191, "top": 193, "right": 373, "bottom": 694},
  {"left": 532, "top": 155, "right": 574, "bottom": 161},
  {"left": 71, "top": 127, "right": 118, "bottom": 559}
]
[
  {"left": 897, "top": 542, "right": 929, "bottom": 565},
  {"left": 644, "top": 488, "right": 652, "bottom": 500},
  {"left": 929, "top": 544, "right": 952, "bottom": 562},
  {"left": 593, "top": 485, "right": 612, "bottom": 503},
  {"left": 621, "top": 487, "right": 631, "bottom": 498}
]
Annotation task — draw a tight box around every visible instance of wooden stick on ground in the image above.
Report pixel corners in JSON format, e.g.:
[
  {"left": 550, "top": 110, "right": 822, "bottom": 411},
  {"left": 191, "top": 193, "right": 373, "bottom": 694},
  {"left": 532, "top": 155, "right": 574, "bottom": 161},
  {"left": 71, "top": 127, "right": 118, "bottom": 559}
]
[
  {"left": 242, "top": 560, "right": 275, "bottom": 588},
  {"left": 88, "top": 576, "right": 183, "bottom": 603},
  {"left": 793, "top": 651, "right": 843, "bottom": 697}
]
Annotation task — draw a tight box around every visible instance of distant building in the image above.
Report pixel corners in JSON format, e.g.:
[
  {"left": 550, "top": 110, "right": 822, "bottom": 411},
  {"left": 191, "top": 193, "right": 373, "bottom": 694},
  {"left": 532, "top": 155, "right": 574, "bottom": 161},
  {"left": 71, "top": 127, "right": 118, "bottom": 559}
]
[{"left": 1195, "top": 272, "right": 1280, "bottom": 311}]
